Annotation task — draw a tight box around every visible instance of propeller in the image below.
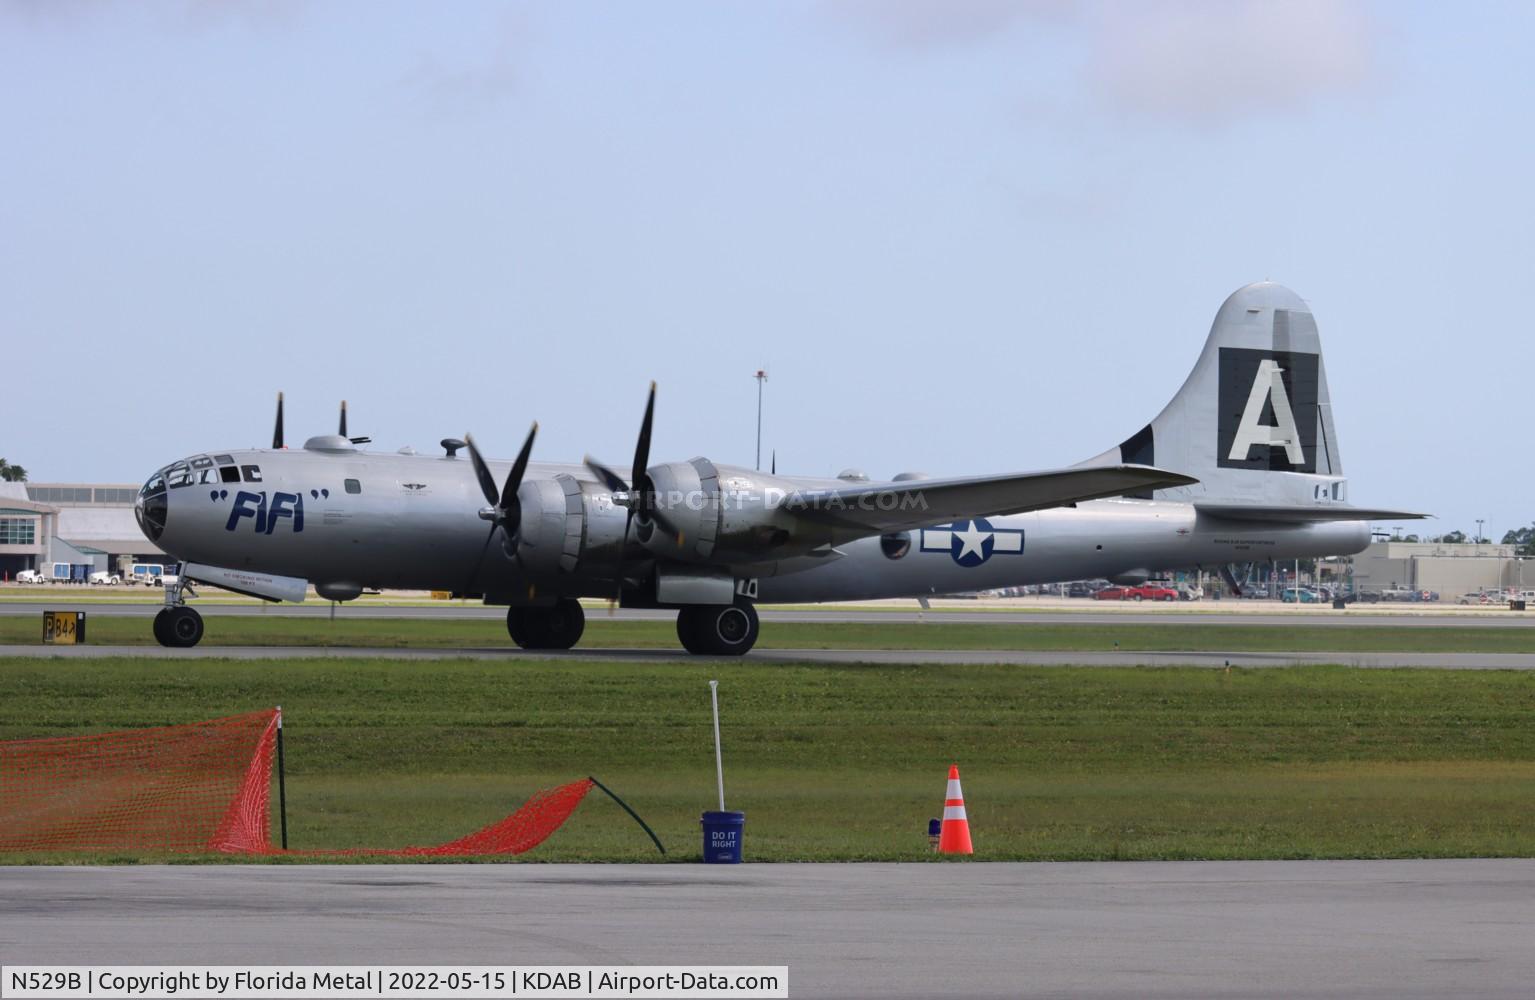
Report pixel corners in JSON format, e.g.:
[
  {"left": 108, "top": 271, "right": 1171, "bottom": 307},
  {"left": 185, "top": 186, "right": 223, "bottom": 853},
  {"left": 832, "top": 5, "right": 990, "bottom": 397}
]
[
  {"left": 584, "top": 382, "right": 682, "bottom": 607},
  {"left": 462, "top": 422, "right": 538, "bottom": 594},
  {"left": 339, "top": 400, "right": 371, "bottom": 445},
  {"left": 272, "top": 392, "right": 285, "bottom": 449}
]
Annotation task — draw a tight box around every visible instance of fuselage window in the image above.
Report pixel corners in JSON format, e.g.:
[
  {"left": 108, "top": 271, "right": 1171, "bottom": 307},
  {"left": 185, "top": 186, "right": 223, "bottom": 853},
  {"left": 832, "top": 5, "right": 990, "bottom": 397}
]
[
  {"left": 880, "top": 531, "right": 912, "bottom": 559},
  {"left": 344, "top": 478, "right": 362, "bottom": 494},
  {"left": 241, "top": 465, "right": 263, "bottom": 482},
  {"left": 219, "top": 466, "right": 240, "bottom": 484}
]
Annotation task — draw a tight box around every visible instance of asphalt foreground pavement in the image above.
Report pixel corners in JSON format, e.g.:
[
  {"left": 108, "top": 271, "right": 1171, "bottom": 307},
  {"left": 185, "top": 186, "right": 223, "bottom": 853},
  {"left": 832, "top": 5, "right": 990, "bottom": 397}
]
[{"left": 2, "top": 861, "right": 1532, "bottom": 999}]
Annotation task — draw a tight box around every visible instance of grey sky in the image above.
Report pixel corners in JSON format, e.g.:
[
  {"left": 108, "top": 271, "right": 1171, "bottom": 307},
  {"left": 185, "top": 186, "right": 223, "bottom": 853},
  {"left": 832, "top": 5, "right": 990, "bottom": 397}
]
[{"left": 2, "top": 1, "right": 1530, "bottom": 537}]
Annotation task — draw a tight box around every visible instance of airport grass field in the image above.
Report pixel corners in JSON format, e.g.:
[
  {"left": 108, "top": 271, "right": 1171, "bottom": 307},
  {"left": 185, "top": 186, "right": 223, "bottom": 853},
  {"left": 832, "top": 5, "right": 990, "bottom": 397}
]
[
  {"left": 5, "top": 614, "right": 1535, "bottom": 652},
  {"left": 1, "top": 653, "right": 1533, "bottom": 863}
]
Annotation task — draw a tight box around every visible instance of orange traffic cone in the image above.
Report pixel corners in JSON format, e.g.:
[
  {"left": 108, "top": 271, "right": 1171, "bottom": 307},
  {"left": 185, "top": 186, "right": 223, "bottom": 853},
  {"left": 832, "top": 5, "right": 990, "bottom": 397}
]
[{"left": 938, "top": 764, "right": 973, "bottom": 855}]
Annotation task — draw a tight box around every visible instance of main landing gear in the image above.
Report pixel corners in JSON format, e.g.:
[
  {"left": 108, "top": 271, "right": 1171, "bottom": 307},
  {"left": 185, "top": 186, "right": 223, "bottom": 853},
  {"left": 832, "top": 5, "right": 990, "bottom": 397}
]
[
  {"left": 153, "top": 569, "right": 203, "bottom": 648},
  {"left": 676, "top": 598, "right": 760, "bottom": 656},
  {"left": 506, "top": 598, "right": 586, "bottom": 650}
]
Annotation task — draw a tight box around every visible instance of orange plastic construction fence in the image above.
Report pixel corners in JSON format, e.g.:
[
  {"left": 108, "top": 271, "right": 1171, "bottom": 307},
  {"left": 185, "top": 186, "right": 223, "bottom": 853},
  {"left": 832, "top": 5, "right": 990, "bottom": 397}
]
[{"left": 0, "top": 710, "right": 592, "bottom": 857}]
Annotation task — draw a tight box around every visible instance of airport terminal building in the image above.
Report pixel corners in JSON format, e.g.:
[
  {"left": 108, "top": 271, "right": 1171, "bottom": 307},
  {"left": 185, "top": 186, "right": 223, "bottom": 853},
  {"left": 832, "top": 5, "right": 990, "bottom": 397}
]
[{"left": 0, "top": 482, "right": 165, "bottom": 580}]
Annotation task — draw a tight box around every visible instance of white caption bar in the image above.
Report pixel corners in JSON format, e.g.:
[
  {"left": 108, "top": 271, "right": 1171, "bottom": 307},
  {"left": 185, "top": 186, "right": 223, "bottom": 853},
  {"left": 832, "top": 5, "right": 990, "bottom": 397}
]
[{"left": 0, "top": 967, "right": 788, "bottom": 999}]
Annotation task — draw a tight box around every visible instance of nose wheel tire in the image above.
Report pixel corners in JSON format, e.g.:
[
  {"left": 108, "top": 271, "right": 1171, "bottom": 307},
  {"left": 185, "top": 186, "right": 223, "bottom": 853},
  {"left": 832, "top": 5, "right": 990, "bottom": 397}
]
[
  {"left": 154, "top": 606, "right": 204, "bottom": 648},
  {"left": 677, "top": 599, "right": 760, "bottom": 656},
  {"left": 507, "top": 598, "right": 586, "bottom": 650}
]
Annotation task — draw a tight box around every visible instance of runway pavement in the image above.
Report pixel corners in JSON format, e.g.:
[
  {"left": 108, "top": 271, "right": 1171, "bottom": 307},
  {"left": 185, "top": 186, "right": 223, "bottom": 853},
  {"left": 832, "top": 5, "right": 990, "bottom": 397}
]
[
  {"left": 6, "top": 643, "right": 1535, "bottom": 668},
  {"left": 1, "top": 600, "right": 1532, "bottom": 628},
  {"left": 2, "top": 860, "right": 1531, "bottom": 998}
]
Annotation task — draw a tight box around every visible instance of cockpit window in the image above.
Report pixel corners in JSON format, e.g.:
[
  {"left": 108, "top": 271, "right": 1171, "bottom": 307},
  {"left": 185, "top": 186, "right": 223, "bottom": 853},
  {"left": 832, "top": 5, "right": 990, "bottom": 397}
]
[
  {"left": 140, "top": 475, "right": 166, "bottom": 498},
  {"left": 191, "top": 456, "right": 214, "bottom": 469},
  {"left": 241, "top": 465, "right": 262, "bottom": 482},
  {"left": 219, "top": 466, "right": 240, "bottom": 484},
  {"left": 168, "top": 468, "right": 193, "bottom": 488},
  {"left": 214, "top": 454, "right": 234, "bottom": 465},
  {"left": 198, "top": 468, "right": 218, "bottom": 484}
]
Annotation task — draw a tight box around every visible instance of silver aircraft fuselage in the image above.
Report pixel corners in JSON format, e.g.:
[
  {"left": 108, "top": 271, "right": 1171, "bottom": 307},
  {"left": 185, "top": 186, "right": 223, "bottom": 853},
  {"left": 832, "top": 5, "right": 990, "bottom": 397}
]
[{"left": 139, "top": 445, "right": 1366, "bottom": 603}]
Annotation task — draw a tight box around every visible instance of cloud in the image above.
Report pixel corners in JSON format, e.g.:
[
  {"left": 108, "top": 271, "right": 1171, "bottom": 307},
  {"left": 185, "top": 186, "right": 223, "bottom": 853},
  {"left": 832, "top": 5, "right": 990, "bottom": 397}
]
[
  {"left": 827, "top": 0, "right": 1073, "bottom": 49},
  {"left": 832, "top": 0, "right": 1380, "bottom": 125},
  {"left": 402, "top": 10, "right": 529, "bottom": 112},
  {"left": 0, "top": 0, "right": 310, "bottom": 31},
  {"left": 1088, "top": 1, "right": 1376, "bottom": 124}
]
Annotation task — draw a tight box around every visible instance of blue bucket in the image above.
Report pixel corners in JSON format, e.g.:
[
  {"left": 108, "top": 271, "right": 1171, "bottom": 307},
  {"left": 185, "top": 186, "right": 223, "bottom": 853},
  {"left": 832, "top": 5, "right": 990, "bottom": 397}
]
[{"left": 700, "top": 810, "right": 745, "bottom": 863}]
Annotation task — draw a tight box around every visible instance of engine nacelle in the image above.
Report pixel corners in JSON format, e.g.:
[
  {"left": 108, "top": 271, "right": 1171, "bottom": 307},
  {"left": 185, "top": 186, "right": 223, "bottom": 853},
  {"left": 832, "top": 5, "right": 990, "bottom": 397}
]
[
  {"left": 510, "top": 474, "right": 627, "bottom": 578},
  {"left": 643, "top": 459, "right": 832, "bottom": 563}
]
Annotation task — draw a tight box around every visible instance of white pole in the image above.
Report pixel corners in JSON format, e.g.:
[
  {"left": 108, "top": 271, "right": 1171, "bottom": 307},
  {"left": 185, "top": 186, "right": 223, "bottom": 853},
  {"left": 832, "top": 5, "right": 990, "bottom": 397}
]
[{"left": 709, "top": 679, "right": 725, "bottom": 811}]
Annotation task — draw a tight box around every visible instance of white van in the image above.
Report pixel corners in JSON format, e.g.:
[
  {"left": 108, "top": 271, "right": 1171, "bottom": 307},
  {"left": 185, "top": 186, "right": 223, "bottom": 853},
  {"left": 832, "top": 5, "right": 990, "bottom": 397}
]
[{"left": 130, "top": 563, "right": 167, "bottom": 586}]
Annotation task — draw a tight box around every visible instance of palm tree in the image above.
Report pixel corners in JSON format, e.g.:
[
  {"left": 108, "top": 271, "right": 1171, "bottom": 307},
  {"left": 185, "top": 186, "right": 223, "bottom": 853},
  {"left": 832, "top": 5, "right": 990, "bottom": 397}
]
[{"left": 0, "top": 459, "right": 27, "bottom": 482}]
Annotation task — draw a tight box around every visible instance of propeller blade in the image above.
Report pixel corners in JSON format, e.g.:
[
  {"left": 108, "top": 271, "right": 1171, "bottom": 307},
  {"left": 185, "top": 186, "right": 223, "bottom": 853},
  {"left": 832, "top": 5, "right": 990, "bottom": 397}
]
[
  {"left": 610, "top": 506, "right": 635, "bottom": 612},
  {"left": 501, "top": 422, "right": 537, "bottom": 509},
  {"left": 631, "top": 381, "right": 657, "bottom": 488},
  {"left": 463, "top": 433, "right": 501, "bottom": 509},
  {"left": 272, "top": 392, "right": 285, "bottom": 449},
  {"left": 583, "top": 456, "right": 629, "bottom": 495},
  {"left": 464, "top": 521, "right": 498, "bottom": 596},
  {"left": 338, "top": 400, "right": 347, "bottom": 437}
]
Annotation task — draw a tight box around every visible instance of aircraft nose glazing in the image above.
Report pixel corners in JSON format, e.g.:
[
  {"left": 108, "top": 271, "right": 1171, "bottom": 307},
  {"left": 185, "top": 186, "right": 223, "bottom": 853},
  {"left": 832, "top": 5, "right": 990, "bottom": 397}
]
[{"left": 136, "top": 471, "right": 168, "bottom": 543}]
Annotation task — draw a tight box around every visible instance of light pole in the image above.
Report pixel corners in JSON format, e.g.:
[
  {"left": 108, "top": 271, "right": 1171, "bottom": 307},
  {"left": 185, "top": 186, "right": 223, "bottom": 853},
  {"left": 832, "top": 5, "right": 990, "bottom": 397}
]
[
  {"left": 1476, "top": 519, "right": 1485, "bottom": 545},
  {"left": 754, "top": 369, "right": 768, "bottom": 471}
]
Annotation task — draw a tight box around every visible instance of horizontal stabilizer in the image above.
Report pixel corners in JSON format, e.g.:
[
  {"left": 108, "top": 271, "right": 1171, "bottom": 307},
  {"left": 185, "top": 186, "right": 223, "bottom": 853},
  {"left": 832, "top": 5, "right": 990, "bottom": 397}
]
[
  {"left": 783, "top": 465, "right": 1198, "bottom": 535},
  {"left": 1195, "top": 504, "right": 1427, "bottom": 524},
  {"left": 182, "top": 562, "right": 308, "bottom": 603}
]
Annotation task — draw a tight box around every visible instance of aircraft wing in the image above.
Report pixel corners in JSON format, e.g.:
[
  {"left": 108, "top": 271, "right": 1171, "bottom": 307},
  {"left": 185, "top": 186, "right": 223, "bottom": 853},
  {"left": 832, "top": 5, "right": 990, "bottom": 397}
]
[
  {"left": 780, "top": 465, "right": 1198, "bottom": 534},
  {"left": 1195, "top": 504, "right": 1428, "bottom": 523}
]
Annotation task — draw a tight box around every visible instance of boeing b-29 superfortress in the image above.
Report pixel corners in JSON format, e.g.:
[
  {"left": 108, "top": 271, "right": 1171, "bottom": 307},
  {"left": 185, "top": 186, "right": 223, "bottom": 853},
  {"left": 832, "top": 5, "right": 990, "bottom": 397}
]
[{"left": 135, "top": 282, "right": 1421, "bottom": 654}]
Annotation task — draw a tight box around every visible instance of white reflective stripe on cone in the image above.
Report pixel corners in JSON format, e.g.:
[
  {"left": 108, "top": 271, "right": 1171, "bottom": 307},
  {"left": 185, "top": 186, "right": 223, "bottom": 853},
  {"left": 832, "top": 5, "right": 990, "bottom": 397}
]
[
  {"left": 943, "top": 805, "right": 967, "bottom": 821},
  {"left": 947, "top": 779, "right": 963, "bottom": 799}
]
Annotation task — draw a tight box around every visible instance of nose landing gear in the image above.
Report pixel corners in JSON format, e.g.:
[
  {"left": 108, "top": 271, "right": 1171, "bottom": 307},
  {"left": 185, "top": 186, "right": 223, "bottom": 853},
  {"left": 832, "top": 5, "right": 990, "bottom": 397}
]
[{"left": 153, "top": 566, "right": 204, "bottom": 648}]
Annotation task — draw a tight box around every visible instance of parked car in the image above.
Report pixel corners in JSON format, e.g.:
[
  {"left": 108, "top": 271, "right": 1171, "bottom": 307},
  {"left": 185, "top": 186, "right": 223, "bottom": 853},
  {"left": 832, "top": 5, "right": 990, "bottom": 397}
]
[
  {"left": 88, "top": 571, "right": 122, "bottom": 586},
  {"left": 1133, "top": 584, "right": 1179, "bottom": 602},
  {"left": 1281, "top": 587, "right": 1325, "bottom": 603},
  {"left": 1178, "top": 586, "right": 1204, "bottom": 601},
  {"left": 1458, "top": 591, "right": 1504, "bottom": 605},
  {"left": 1093, "top": 585, "right": 1134, "bottom": 601},
  {"left": 15, "top": 569, "right": 47, "bottom": 585}
]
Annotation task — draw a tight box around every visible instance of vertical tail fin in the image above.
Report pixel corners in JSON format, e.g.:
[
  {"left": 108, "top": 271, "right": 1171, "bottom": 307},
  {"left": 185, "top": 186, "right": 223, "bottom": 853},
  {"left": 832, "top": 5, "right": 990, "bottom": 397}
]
[{"left": 1081, "top": 282, "right": 1345, "bottom": 506}]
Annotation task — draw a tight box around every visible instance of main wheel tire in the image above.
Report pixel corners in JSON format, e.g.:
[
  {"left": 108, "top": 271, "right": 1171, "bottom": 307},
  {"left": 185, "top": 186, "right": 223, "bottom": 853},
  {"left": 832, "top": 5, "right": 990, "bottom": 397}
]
[
  {"left": 506, "top": 607, "right": 531, "bottom": 646},
  {"left": 508, "top": 599, "right": 586, "bottom": 650},
  {"left": 676, "top": 599, "right": 759, "bottom": 656},
  {"left": 153, "top": 608, "right": 173, "bottom": 646},
  {"left": 162, "top": 606, "right": 204, "bottom": 648}
]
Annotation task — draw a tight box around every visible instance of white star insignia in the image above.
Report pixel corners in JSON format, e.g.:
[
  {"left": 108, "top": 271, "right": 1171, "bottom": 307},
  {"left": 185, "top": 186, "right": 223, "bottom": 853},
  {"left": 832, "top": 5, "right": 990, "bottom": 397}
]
[{"left": 953, "top": 520, "right": 990, "bottom": 561}]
